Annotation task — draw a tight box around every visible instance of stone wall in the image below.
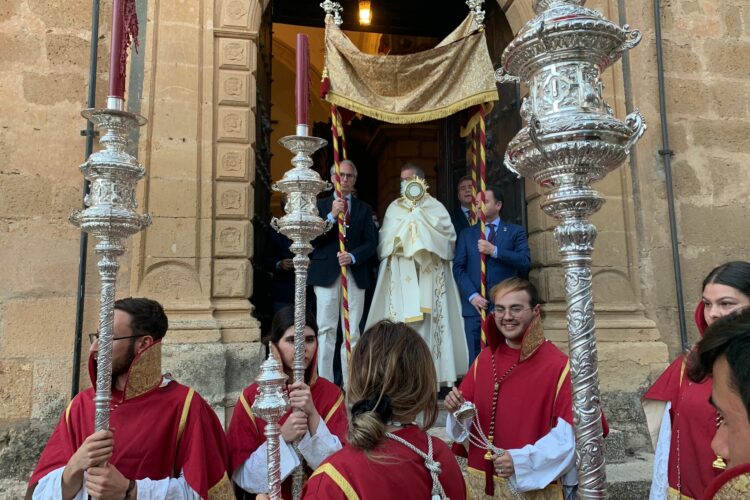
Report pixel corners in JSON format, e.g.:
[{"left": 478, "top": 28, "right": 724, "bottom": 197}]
[
  {"left": 626, "top": 0, "right": 750, "bottom": 356},
  {"left": 0, "top": 0, "right": 116, "bottom": 493}
]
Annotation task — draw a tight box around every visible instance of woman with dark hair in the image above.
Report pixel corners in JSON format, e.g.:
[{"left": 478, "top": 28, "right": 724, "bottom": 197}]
[
  {"left": 301, "top": 320, "right": 466, "bottom": 499},
  {"left": 644, "top": 261, "right": 750, "bottom": 499},
  {"left": 227, "top": 305, "right": 348, "bottom": 499}
]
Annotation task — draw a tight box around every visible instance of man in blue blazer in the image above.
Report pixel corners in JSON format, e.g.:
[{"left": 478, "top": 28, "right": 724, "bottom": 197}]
[
  {"left": 452, "top": 185, "right": 531, "bottom": 364},
  {"left": 308, "top": 159, "right": 378, "bottom": 383}
]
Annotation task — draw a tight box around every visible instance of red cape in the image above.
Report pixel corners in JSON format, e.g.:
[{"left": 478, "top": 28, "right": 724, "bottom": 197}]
[
  {"left": 29, "top": 343, "right": 232, "bottom": 498},
  {"left": 644, "top": 302, "right": 720, "bottom": 499},
  {"left": 226, "top": 346, "right": 348, "bottom": 499},
  {"left": 301, "top": 425, "right": 466, "bottom": 500},
  {"left": 456, "top": 314, "right": 573, "bottom": 494}
]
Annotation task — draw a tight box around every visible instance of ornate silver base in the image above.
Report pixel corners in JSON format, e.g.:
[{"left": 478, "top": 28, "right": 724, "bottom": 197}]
[
  {"left": 272, "top": 134, "right": 330, "bottom": 499},
  {"left": 70, "top": 107, "right": 150, "bottom": 435},
  {"left": 499, "top": 1, "right": 645, "bottom": 497},
  {"left": 252, "top": 355, "right": 289, "bottom": 500}
]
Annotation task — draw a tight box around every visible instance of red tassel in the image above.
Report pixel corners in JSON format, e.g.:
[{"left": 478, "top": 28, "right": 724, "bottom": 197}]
[
  {"left": 484, "top": 457, "right": 495, "bottom": 495},
  {"left": 320, "top": 77, "right": 330, "bottom": 98}
]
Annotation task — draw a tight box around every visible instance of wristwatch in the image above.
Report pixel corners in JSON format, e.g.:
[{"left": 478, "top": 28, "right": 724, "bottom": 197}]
[{"left": 124, "top": 479, "right": 136, "bottom": 499}]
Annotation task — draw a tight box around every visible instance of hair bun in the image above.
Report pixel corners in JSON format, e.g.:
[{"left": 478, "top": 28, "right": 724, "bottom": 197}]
[{"left": 351, "top": 394, "right": 393, "bottom": 423}]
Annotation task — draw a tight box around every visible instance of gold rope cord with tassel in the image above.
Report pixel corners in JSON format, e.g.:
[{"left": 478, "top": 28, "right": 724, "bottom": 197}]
[
  {"left": 478, "top": 105, "right": 488, "bottom": 347},
  {"left": 330, "top": 106, "right": 352, "bottom": 362},
  {"left": 470, "top": 128, "right": 478, "bottom": 225}
]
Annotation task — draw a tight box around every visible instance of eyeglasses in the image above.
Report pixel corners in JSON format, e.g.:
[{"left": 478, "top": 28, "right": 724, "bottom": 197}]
[
  {"left": 338, "top": 173, "right": 356, "bottom": 179},
  {"left": 88, "top": 333, "right": 146, "bottom": 344},
  {"left": 494, "top": 306, "right": 531, "bottom": 317}
]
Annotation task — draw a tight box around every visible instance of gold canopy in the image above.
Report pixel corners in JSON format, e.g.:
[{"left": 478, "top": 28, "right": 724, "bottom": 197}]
[{"left": 323, "top": 14, "right": 499, "bottom": 124}]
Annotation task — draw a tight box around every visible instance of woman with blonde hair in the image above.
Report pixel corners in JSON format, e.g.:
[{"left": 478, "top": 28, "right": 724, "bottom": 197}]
[{"left": 302, "top": 320, "right": 466, "bottom": 499}]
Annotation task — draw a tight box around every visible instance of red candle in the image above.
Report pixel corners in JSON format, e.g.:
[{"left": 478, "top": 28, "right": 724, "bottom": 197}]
[
  {"left": 295, "top": 33, "right": 310, "bottom": 133},
  {"left": 108, "top": 0, "right": 126, "bottom": 100},
  {"left": 108, "top": 0, "right": 139, "bottom": 102}
]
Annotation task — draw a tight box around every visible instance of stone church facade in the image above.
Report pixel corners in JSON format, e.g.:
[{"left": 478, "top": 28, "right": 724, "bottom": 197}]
[{"left": 0, "top": 0, "right": 748, "bottom": 495}]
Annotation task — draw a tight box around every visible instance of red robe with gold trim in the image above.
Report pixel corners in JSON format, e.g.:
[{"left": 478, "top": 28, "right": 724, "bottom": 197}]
[
  {"left": 226, "top": 371, "right": 348, "bottom": 499},
  {"left": 643, "top": 303, "right": 720, "bottom": 499},
  {"left": 456, "top": 314, "right": 575, "bottom": 498},
  {"left": 704, "top": 462, "right": 750, "bottom": 499},
  {"left": 28, "top": 343, "right": 233, "bottom": 499},
  {"left": 301, "top": 425, "right": 466, "bottom": 499}
]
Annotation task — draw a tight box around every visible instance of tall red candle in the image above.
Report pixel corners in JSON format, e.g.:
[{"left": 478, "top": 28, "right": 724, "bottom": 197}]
[
  {"left": 108, "top": 0, "right": 126, "bottom": 99},
  {"left": 295, "top": 33, "right": 310, "bottom": 133},
  {"left": 108, "top": 0, "right": 139, "bottom": 102}
]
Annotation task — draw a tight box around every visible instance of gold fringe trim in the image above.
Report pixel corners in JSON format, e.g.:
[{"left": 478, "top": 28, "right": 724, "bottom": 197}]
[{"left": 325, "top": 91, "right": 498, "bottom": 125}]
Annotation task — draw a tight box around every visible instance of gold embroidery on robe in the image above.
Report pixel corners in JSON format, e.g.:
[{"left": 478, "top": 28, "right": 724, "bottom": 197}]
[
  {"left": 208, "top": 472, "right": 235, "bottom": 500},
  {"left": 714, "top": 472, "right": 750, "bottom": 499},
  {"left": 123, "top": 343, "right": 162, "bottom": 400},
  {"left": 466, "top": 467, "right": 564, "bottom": 499}
]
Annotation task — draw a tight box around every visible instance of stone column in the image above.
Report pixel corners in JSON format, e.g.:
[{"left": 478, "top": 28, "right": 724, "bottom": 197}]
[{"left": 131, "top": 0, "right": 266, "bottom": 422}]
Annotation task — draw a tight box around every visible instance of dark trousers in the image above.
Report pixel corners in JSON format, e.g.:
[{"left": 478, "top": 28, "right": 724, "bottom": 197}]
[{"left": 463, "top": 315, "right": 482, "bottom": 366}]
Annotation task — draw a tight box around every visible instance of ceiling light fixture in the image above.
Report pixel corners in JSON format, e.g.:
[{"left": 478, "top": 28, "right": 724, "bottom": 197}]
[{"left": 359, "top": 1, "right": 372, "bottom": 25}]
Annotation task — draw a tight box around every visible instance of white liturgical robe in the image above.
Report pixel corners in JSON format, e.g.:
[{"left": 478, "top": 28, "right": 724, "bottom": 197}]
[{"left": 365, "top": 194, "right": 468, "bottom": 385}]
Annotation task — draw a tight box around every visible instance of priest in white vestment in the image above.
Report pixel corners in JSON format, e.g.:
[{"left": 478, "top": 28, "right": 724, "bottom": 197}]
[{"left": 365, "top": 163, "right": 468, "bottom": 385}]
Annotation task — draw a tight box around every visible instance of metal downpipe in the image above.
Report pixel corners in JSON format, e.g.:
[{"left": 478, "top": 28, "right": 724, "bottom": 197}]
[
  {"left": 71, "top": 0, "right": 101, "bottom": 398},
  {"left": 653, "top": 0, "right": 690, "bottom": 352}
]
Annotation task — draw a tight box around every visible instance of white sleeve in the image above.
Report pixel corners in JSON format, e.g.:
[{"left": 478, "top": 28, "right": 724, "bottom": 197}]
[
  {"left": 507, "top": 417, "right": 576, "bottom": 492},
  {"left": 32, "top": 467, "right": 86, "bottom": 500},
  {"left": 134, "top": 470, "right": 201, "bottom": 499},
  {"left": 297, "top": 419, "right": 343, "bottom": 469},
  {"left": 649, "top": 402, "right": 672, "bottom": 500},
  {"left": 445, "top": 412, "right": 470, "bottom": 443},
  {"left": 32, "top": 467, "right": 201, "bottom": 500},
  {"left": 233, "top": 438, "right": 300, "bottom": 493}
]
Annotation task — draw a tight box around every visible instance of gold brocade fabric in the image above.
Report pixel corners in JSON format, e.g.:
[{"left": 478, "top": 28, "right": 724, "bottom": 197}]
[
  {"left": 123, "top": 342, "right": 162, "bottom": 400},
  {"left": 208, "top": 473, "right": 235, "bottom": 500},
  {"left": 324, "top": 15, "right": 499, "bottom": 124},
  {"left": 713, "top": 473, "right": 750, "bottom": 499},
  {"left": 466, "top": 468, "right": 565, "bottom": 499},
  {"left": 520, "top": 314, "right": 545, "bottom": 363}
]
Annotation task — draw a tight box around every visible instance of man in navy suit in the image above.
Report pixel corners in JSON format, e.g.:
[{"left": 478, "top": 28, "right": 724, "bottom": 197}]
[
  {"left": 308, "top": 159, "right": 378, "bottom": 383},
  {"left": 450, "top": 175, "right": 474, "bottom": 237},
  {"left": 452, "top": 185, "right": 531, "bottom": 364}
]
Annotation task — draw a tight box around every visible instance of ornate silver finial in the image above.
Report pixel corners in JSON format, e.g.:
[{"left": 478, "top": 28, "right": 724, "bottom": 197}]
[
  {"left": 494, "top": 67, "right": 520, "bottom": 84},
  {"left": 70, "top": 108, "right": 151, "bottom": 442},
  {"left": 498, "top": 0, "right": 645, "bottom": 497},
  {"left": 321, "top": 1, "right": 343, "bottom": 26},
  {"left": 273, "top": 133, "right": 329, "bottom": 500},
  {"left": 466, "top": 0, "right": 486, "bottom": 29},
  {"left": 252, "top": 353, "right": 289, "bottom": 500}
]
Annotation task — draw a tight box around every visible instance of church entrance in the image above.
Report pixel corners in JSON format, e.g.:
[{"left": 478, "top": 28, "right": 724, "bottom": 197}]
[{"left": 251, "top": 0, "right": 523, "bottom": 330}]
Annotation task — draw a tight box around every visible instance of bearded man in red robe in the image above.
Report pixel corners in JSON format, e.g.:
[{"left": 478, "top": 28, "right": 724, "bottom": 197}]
[
  {"left": 445, "top": 278, "right": 581, "bottom": 499},
  {"left": 27, "top": 297, "right": 233, "bottom": 499}
]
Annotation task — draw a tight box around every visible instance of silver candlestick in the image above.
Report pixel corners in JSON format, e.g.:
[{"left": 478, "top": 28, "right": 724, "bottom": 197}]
[
  {"left": 271, "top": 135, "right": 330, "bottom": 499},
  {"left": 252, "top": 353, "right": 290, "bottom": 500},
  {"left": 70, "top": 106, "right": 151, "bottom": 438},
  {"left": 498, "top": 0, "right": 645, "bottom": 497}
]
